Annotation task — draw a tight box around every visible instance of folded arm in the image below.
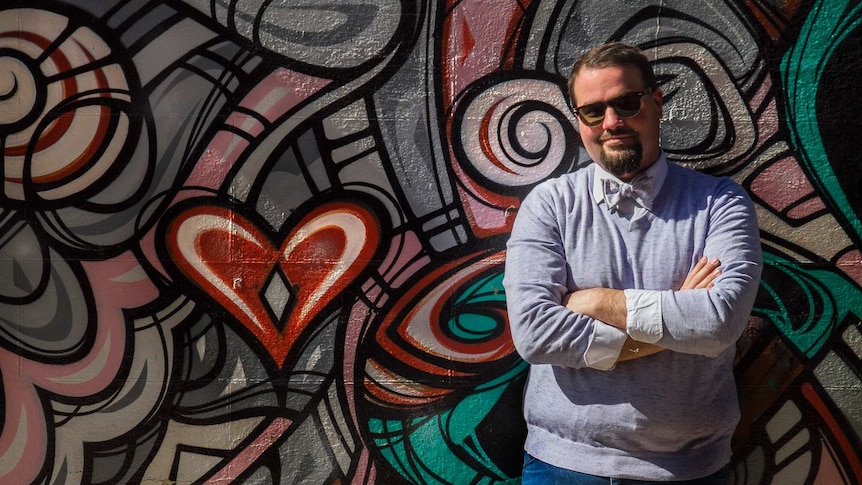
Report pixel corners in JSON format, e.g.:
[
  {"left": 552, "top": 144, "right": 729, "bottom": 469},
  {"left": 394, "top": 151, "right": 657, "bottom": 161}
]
[
  {"left": 503, "top": 177, "right": 762, "bottom": 367},
  {"left": 503, "top": 183, "right": 608, "bottom": 369},
  {"left": 566, "top": 184, "right": 762, "bottom": 359},
  {"left": 565, "top": 257, "right": 721, "bottom": 362}
]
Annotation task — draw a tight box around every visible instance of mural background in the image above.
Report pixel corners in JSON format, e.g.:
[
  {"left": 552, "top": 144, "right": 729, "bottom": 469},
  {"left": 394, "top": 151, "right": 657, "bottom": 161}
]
[{"left": 0, "top": 0, "right": 860, "bottom": 483}]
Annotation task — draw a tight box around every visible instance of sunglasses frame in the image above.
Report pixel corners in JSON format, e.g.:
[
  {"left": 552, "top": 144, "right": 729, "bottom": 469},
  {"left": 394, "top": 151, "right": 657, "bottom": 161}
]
[{"left": 573, "top": 88, "right": 653, "bottom": 127}]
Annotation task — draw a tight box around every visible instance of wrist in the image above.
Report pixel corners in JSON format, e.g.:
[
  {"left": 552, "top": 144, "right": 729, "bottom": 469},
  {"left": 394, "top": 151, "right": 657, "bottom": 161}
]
[{"left": 571, "top": 288, "right": 627, "bottom": 329}]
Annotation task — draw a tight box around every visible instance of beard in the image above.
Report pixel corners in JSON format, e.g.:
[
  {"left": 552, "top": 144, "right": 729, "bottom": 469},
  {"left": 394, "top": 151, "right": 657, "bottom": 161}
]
[{"left": 599, "top": 133, "right": 643, "bottom": 177}]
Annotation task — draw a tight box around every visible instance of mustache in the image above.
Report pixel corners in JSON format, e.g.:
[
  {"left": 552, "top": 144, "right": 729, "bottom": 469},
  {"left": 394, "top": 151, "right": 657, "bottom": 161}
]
[{"left": 599, "top": 128, "right": 638, "bottom": 141}]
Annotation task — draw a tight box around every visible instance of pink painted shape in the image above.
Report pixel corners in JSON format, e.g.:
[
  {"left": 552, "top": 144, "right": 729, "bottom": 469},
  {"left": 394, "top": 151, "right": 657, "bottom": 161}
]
[
  {"left": 203, "top": 417, "right": 292, "bottom": 484},
  {"left": 238, "top": 68, "right": 330, "bottom": 123},
  {"left": 837, "top": 250, "right": 862, "bottom": 287},
  {"left": 787, "top": 197, "right": 827, "bottom": 220},
  {"left": 441, "top": 0, "right": 530, "bottom": 237},
  {"left": 185, "top": 68, "right": 330, "bottom": 190},
  {"left": 23, "top": 258, "right": 156, "bottom": 395},
  {"left": 750, "top": 156, "right": 818, "bottom": 212},
  {"left": 184, "top": 139, "right": 251, "bottom": 190},
  {"left": 345, "top": 304, "right": 377, "bottom": 484},
  {"left": 755, "top": 96, "right": 780, "bottom": 141},
  {"left": 0, "top": 255, "right": 159, "bottom": 483},
  {"left": 814, "top": 439, "right": 851, "bottom": 484},
  {"left": 139, "top": 188, "right": 217, "bottom": 281},
  {"left": 443, "top": 0, "right": 525, "bottom": 104},
  {"left": 349, "top": 447, "right": 376, "bottom": 484},
  {"left": 0, "top": 360, "right": 49, "bottom": 484},
  {"left": 441, "top": 1, "right": 529, "bottom": 236},
  {"left": 459, "top": 183, "right": 516, "bottom": 235},
  {"left": 225, "top": 112, "right": 266, "bottom": 137},
  {"left": 379, "top": 231, "right": 431, "bottom": 288},
  {"left": 750, "top": 75, "right": 772, "bottom": 113}
]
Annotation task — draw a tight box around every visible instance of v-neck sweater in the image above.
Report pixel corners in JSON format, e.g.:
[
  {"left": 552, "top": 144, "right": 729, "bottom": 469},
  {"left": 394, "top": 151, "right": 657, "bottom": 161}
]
[{"left": 503, "top": 160, "right": 762, "bottom": 480}]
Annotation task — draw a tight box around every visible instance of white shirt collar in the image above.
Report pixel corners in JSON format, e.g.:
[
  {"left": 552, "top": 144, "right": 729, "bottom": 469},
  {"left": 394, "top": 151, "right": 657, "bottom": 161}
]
[{"left": 592, "top": 152, "right": 669, "bottom": 206}]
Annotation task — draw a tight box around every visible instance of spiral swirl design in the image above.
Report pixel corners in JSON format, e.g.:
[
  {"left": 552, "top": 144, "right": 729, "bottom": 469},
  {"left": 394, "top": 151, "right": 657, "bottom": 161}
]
[
  {"left": 0, "top": 8, "right": 139, "bottom": 206},
  {"left": 452, "top": 75, "right": 579, "bottom": 191},
  {"left": 0, "top": 50, "right": 43, "bottom": 130}
]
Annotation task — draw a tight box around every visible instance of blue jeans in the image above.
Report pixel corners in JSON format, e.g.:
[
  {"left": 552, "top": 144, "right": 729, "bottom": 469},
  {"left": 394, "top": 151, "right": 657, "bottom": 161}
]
[{"left": 521, "top": 453, "right": 731, "bottom": 484}]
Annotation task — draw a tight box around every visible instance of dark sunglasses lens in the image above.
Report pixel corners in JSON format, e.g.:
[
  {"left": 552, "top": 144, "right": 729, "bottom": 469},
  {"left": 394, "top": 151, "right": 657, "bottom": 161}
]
[
  {"left": 576, "top": 92, "right": 646, "bottom": 126},
  {"left": 611, "top": 93, "right": 644, "bottom": 117},
  {"left": 578, "top": 104, "right": 606, "bottom": 126}
]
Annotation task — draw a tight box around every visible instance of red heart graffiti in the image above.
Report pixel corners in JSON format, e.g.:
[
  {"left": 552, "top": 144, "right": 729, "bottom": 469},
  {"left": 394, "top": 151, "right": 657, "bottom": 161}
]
[{"left": 164, "top": 200, "right": 381, "bottom": 368}]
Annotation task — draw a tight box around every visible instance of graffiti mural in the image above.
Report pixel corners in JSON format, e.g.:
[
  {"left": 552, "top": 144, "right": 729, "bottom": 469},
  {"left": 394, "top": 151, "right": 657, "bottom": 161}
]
[{"left": 0, "top": 0, "right": 860, "bottom": 483}]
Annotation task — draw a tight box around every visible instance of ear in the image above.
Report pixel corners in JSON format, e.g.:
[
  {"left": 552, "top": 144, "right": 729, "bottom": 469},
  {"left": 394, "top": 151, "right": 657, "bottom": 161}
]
[
  {"left": 652, "top": 87, "right": 664, "bottom": 117},
  {"left": 652, "top": 87, "right": 663, "bottom": 105}
]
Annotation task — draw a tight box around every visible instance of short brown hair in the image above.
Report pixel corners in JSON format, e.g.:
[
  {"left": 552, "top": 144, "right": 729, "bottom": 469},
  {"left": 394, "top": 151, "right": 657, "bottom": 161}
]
[{"left": 568, "top": 42, "right": 658, "bottom": 105}]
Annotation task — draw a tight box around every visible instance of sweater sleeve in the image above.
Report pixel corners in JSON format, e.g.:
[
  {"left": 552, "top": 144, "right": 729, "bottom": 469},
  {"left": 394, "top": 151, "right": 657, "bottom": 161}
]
[
  {"left": 654, "top": 181, "right": 762, "bottom": 357},
  {"left": 503, "top": 182, "right": 621, "bottom": 369}
]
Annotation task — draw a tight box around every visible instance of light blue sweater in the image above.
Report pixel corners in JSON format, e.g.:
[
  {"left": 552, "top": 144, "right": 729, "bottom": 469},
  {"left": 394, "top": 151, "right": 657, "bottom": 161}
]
[{"left": 503, "top": 160, "right": 762, "bottom": 480}]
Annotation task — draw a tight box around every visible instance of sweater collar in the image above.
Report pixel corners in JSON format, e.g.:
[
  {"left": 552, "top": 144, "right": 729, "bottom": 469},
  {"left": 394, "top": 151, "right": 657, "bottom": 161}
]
[{"left": 592, "top": 152, "right": 669, "bottom": 207}]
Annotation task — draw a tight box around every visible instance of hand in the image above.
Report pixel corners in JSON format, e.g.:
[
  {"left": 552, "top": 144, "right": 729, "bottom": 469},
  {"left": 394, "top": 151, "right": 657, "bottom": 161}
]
[
  {"left": 617, "top": 338, "right": 664, "bottom": 362},
  {"left": 564, "top": 256, "right": 721, "bottom": 364},
  {"left": 680, "top": 257, "right": 721, "bottom": 290},
  {"left": 564, "top": 257, "right": 721, "bottom": 318},
  {"left": 620, "top": 256, "right": 721, "bottom": 362}
]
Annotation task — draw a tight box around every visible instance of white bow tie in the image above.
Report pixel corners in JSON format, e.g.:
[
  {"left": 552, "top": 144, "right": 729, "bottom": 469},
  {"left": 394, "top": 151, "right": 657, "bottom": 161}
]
[{"left": 602, "top": 176, "right": 654, "bottom": 212}]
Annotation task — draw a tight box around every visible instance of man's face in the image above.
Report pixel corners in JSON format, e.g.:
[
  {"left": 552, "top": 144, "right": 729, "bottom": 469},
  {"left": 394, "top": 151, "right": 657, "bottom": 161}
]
[{"left": 571, "top": 64, "right": 663, "bottom": 181}]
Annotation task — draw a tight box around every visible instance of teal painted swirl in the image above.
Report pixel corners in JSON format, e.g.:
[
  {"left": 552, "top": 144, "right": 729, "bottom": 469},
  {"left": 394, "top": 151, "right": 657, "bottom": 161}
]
[
  {"left": 781, "top": 0, "right": 862, "bottom": 239},
  {"left": 368, "top": 270, "right": 526, "bottom": 484},
  {"left": 773, "top": 0, "right": 862, "bottom": 358},
  {"left": 755, "top": 251, "right": 862, "bottom": 358}
]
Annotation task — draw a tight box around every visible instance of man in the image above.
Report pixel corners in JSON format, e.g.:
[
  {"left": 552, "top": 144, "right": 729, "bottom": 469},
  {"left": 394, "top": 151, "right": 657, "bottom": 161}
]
[{"left": 503, "top": 42, "right": 762, "bottom": 483}]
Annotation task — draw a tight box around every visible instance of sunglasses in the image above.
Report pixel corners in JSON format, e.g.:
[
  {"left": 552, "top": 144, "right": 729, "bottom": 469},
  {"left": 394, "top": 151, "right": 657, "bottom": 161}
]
[{"left": 573, "top": 88, "right": 652, "bottom": 126}]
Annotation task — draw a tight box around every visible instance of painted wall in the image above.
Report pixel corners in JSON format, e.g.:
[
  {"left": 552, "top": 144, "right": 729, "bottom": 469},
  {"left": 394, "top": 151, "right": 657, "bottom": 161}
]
[{"left": 1, "top": 0, "right": 860, "bottom": 483}]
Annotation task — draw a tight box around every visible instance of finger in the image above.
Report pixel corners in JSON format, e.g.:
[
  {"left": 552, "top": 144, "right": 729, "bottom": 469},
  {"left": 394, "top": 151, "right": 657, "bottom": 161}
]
[
  {"left": 681, "top": 257, "right": 709, "bottom": 289},
  {"left": 692, "top": 259, "right": 721, "bottom": 289},
  {"left": 692, "top": 267, "right": 721, "bottom": 289},
  {"left": 682, "top": 258, "right": 721, "bottom": 290}
]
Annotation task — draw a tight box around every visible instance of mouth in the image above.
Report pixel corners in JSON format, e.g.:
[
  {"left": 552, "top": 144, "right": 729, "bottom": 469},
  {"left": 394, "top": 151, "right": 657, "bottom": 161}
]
[
  {"left": 601, "top": 136, "right": 635, "bottom": 147},
  {"left": 600, "top": 129, "right": 637, "bottom": 143},
  {"left": 600, "top": 130, "right": 637, "bottom": 147}
]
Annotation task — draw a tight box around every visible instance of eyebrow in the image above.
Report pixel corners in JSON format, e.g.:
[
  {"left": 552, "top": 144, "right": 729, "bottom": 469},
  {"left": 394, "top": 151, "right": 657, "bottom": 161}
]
[{"left": 574, "top": 90, "right": 647, "bottom": 109}]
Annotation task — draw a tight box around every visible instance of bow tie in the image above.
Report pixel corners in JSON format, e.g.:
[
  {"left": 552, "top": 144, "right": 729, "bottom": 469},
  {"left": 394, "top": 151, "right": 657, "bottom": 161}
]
[{"left": 602, "top": 176, "right": 654, "bottom": 212}]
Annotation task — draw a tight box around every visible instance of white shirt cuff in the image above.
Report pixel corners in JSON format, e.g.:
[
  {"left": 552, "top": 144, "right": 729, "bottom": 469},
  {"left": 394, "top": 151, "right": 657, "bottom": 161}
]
[
  {"left": 584, "top": 322, "right": 628, "bottom": 370},
  {"left": 624, "top": 289, "right": 663, "bottom": 343}
]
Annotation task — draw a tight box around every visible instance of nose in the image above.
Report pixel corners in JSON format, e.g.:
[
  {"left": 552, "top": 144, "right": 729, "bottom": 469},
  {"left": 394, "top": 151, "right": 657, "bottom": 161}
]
[{"left": 601, "top": 106, "right": 624, "bottom": 129}]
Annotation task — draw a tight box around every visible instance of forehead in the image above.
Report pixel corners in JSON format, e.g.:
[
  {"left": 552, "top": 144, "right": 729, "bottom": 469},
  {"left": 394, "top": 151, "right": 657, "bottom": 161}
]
[{"left": 571, "top": 64, "right": 645, "bottom": 103}]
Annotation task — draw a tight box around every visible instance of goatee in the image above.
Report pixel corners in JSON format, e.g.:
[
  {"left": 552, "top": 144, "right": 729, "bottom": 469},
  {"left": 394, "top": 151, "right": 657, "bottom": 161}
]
[{"left": 601, "top": 140, "right": 642, "bottom": 177}]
